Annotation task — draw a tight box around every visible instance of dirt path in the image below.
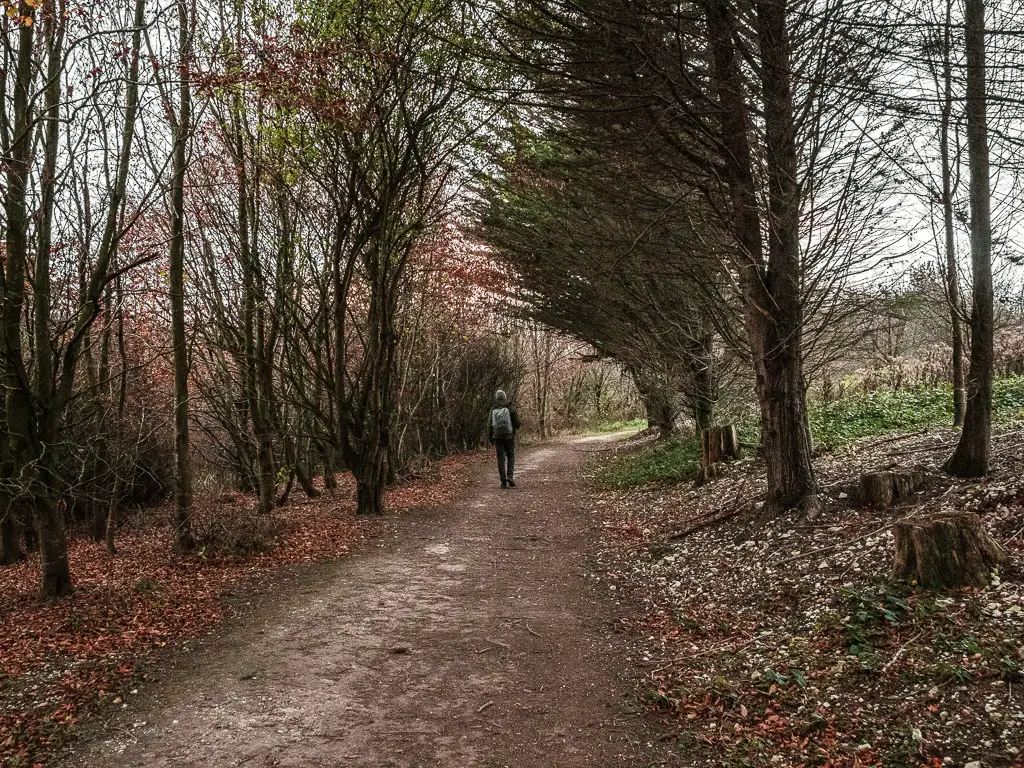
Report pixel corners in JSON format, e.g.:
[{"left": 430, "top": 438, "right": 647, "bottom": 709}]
[{"left": 60, "top": 440, "right": 659, "bottom": 768}]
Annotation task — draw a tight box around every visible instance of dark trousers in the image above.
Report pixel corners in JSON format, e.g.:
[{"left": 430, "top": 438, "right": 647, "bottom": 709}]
[{"left": 494, "top": 438, "right": 515, "bottom": 483}]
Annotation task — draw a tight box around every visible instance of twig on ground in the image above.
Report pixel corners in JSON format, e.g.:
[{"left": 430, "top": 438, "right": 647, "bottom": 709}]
[
  {"left": 666, "top": 507, "right": 744, "bottom": 541},
  {"left": 771, "top": 518, "right": 913, "bottom": 567},
  {"left": 477, "top": 700, "right": 495, "bottom": 713},
  {"left": 882, "top": 630, "right": 925, "bottom": 676}
]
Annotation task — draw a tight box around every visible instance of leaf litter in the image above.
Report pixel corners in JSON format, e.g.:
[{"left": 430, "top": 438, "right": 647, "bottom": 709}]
[
  {"left": 587, "top": 426, "right": 1024, "bottom": 768},
  {"left": 0, "top": 453, "right": 476, "bottom": 766}
]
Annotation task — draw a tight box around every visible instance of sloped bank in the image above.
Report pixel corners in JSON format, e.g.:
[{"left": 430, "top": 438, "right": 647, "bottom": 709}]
[{"left": 587, "top": 427, "right": 1024, "bottom": 768}]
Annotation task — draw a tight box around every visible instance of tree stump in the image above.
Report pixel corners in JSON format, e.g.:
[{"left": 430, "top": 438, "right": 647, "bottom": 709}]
[
  {"left": 892, "top": 513, "right": 1006, "bottom": 589},
  {"left": 858, "top": 469, "right": 925, "bottom": 507},
  {"left": 699, "top": 425, "right": 740, "bottom": 482}
]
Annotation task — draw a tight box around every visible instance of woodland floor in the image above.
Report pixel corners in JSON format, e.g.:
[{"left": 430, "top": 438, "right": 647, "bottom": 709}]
[
  {"left": 47, "top": 440, "right": 665, "bottom": 768},
  {"left": 590, "top": 426, "right": 1024, "bottom": 768},
  {"left": 13, "top": 428, "right": 1022, "bottom": 768}
]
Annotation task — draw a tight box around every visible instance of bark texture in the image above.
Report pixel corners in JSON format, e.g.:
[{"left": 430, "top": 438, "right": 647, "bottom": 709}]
[
  {"left": 892, "top": 513, "right": 1005, "bottom": 589},
  {"left": 708, "top": 0, "right": 818, "bottom": 519},
  {"left": 859, "top": 470, "right": 925, "bottom": 507},
  {"left": 945, "top": 0, "right": 993, "bottom": 477},
  {"left": 700, "top": 424, "right": 740, "bottom": 482}
]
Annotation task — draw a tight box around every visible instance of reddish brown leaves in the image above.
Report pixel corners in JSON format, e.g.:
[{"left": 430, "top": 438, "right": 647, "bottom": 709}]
[{"left": 0, "top": 452, "right": 477, "bottom": 765}]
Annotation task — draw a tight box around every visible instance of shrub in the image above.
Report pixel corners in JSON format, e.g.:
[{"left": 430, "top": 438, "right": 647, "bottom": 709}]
[{"left": 191, "top": 502, "right": 283, "bottom": 557}]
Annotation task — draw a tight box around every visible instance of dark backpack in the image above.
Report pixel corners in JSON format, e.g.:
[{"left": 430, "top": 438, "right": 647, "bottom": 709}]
[{"left": 491, "top": 406, "right": 513, "bottom": 438}]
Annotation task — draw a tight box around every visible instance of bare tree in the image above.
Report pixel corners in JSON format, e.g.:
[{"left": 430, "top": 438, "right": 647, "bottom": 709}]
[{"left": 945, "top": 0, "right": 994, "bottom": 476}]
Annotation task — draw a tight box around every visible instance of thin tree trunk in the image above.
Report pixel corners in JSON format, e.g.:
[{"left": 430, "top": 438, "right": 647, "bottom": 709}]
[
  {"left": 170, "top": 0, "right": 196, "bottom": 552},
  {"left": 234, "top": 110, "right": 276, "bottom": 514},
  {"left": 688, "top": 333, "right": 716, "bottom": 433},
  {"left": 939, "top": 0, "right": 966, "bottom": 427},
  {"left": 946, "top": 0, "right": 993, "bottom": 478},
  {"left": 321, "top": 442, "right": 339, "bottom": 491},
  {"left": 294, "top": 460, "right": 320, "bottom": 498},
  {"left": 106, "top": 278, "right": 129, "bottom": 556}
]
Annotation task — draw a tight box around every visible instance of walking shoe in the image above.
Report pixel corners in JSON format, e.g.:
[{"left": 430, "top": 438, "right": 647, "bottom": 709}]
[
  {"left": 501, "top": 481, "right": 507, "bottom": 488},
  {"left": 507, "top": 478, "right": 516, "bottom": 488}
]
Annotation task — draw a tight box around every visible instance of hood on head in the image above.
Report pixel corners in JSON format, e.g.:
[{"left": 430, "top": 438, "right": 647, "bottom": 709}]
[{"left": 494, "top": 389, "right": 508, "bottom": 406}]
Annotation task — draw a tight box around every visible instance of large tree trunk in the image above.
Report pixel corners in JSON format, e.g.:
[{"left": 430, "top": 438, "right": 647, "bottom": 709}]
[
  {"left": 35, "top": 489, "right": 73, "bottom": 600},
  {"left": 354, "top": 420, "right": 387, "bottom": 516},
  {"left": 352, "top": 288, "right": 396, "bottom": 516},
  {"left": 892, "top": 513, "right": 1004, "bottom": 589},
  {"left": 946, "top": 0, "right": 993, "bottom": 478},
  {"left": 170, "top": 0, "right": 196, "bottom": 552},
  {"left": 708, "top": 0, "right": 818, "bottom": 520}
]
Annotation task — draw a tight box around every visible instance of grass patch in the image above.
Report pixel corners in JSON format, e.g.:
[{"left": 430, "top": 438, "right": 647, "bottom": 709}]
[
  {"left": 809, "top": 387, "right": 952, "bottom": 450},
  {"left": 594, "top": 377, "right": 1024, "bottom": 490},
  {"left": 586, "top": 418, "right": 648, "bottom": 435},
  {"left": 596, "top": 437, "right": 701, "bottom": 489},
  {"left": 810, "top": 375, "right": 1024, "bottom": 450}
]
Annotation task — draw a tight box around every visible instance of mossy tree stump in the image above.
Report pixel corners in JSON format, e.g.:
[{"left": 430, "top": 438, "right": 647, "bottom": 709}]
[
  {"left": 699, "top": 425, "right": 740, "bottom": 483},
  {"left": 892, "top": 513, "right": 1006, "bottom": 589},
  {"left": 859, "top": 469, "right": 925, "bottom": 507}
]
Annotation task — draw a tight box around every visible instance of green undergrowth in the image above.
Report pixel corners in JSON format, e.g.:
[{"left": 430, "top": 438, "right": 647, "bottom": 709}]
[
  {"left": 586, "top": 418, "right": 648, "bottom": 435},
  {"left": 596, "top": 376, "right": 1024, "bottom": 490},
  {"left": 811, "top": 375, "right": 1024, "bottom": 450},
  {"left": 596, "top": 437, "right": 702, "bottom": 489}
]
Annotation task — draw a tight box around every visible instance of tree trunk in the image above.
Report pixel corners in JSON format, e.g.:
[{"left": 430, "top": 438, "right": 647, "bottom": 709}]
[
  {"left": 708, "top": 0, "right": 818, "bottom": 519},
  {"left": 945, "top": 0, "right": 993, "bottom": 478},
  {"left": 170, "top": 0, "right": 196, "bottom": 553},
  {"left": 755, "top": 0, "right": 818, "bottom": 519},
  {"left": 0, "top": 507, "right": 23, "bottom": 565},
  {"left": 859, "top": 469, "right": 925, "bottom": 507},
  {"left": 688, "top": 333, "right": 716, "bottom": 433},
  {"left": 106, "top": 278, "right": 129, "bottom": 557},
  {"left": 939, "top": 0, "right": 966, "bottom": 428},
  {"left": 106, "top": 489, "right": 119, "bottom": 556},
  {"left": 294, "top": 461, "right": 320, "bottom": 498},
  {"left": 355, "top": 455, "right": 386, "bottom": 515},
  {"left": 653, "top": 389, "right": 675, "bottom": 438},
  {"left": 700, "top": 424, "right": 739, "bottom": 483},
  {"left": 892, "top": 513, "right": 1004, "bottom": 589},
  {"left": 35, "top": 487, "right": 73, "bottom": 599},
  {"left": 276, "top": 470, "right": 295, "bottom": 507},
  {"left": 321, "top": 443, "right": 339, "bottom": 491},
  {"left": 2, "top": 1, "right": 72, "bottom": 597}
]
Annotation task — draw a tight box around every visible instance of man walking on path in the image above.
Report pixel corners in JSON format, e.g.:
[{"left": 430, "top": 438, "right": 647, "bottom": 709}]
[{"left": 488, "top": 389, "right": 521, "bottom": 488}]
